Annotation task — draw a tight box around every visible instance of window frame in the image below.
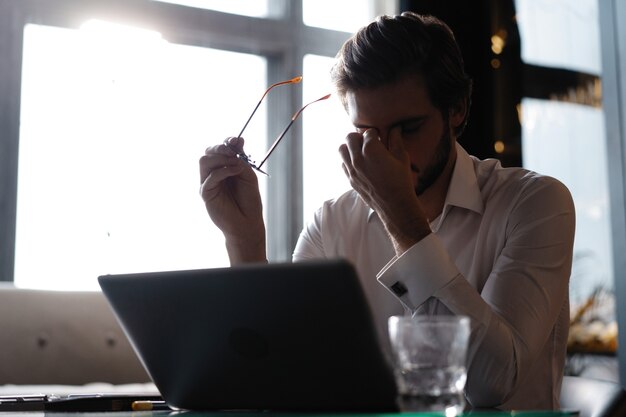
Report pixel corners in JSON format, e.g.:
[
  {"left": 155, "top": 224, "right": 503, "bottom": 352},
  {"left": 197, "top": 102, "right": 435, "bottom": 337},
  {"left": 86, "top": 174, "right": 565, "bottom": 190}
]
[
  {"left": 0, "top": 0, "right": 378, "bottom": 282},
  {"left": 599, "top": 0, "right": 626, "bottom": 389}
]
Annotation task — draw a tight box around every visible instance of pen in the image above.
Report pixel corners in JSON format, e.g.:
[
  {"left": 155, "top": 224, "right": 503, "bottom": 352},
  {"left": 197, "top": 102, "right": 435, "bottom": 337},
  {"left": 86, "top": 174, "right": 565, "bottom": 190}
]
[{"left": 131, "top": 400, "right": 171, "bottom": 411}]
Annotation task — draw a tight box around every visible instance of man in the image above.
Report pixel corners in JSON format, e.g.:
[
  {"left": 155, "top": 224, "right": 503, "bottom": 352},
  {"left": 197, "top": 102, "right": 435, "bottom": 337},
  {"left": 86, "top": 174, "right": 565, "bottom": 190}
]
[{"left": 199, "top": 12, "right": 575, "bottom": 410}]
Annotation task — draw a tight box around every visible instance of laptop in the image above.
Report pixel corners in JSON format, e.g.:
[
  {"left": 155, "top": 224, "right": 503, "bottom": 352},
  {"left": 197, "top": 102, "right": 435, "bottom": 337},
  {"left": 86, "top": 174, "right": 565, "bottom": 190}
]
[{"left": 98, "top": 259, "right": 398, "bottom": 411}]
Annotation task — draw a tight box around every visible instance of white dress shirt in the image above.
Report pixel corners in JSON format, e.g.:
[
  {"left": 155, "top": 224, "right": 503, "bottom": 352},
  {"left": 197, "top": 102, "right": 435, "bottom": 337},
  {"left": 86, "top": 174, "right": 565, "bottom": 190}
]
[{"left": 293, "top": 143, "right": 575, "bottom": 410}]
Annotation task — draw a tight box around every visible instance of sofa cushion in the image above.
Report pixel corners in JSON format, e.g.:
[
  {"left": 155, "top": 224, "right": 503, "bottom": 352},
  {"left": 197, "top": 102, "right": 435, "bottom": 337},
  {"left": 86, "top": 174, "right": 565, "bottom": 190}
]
[{"left": 0, "top": 287, "right": 149, "bottom": 385}]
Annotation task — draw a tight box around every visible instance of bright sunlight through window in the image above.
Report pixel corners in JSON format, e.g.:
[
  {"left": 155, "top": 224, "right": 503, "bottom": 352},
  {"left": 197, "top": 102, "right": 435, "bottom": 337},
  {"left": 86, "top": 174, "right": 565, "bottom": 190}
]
[
  {"left": 16, "top": 22, "right": 267, "bottom": 290},
  {"left": 303, "top": 0, "right": 373, "bottom": 32},
  {"left": 302, "top": 55, "right": 353, "bottom": 221}
]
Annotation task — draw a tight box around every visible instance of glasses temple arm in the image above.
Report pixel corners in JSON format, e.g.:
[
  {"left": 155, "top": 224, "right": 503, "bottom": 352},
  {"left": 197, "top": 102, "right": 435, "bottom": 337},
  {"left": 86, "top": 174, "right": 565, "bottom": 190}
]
[
  {"left": 257, "top": 119, "right": 295, "bottom": 170},
  {"left": 257, "top": 94, "right": 331, "bottom": 170},
  {"left": 237, "top": 76, "right": 303, "bottom": 139}
]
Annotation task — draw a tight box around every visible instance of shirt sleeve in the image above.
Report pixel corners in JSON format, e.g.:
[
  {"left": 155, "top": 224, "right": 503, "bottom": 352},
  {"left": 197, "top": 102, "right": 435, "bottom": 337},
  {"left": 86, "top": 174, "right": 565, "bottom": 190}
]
[
  {"left": 292, "top": 207, "right": 325, "bottom": 261},
  {"left": 376, "top": 177, "right": 575, "bottom": 408},
  {"left": 377, "top": 234, "right": 461, "bottom": 309}
]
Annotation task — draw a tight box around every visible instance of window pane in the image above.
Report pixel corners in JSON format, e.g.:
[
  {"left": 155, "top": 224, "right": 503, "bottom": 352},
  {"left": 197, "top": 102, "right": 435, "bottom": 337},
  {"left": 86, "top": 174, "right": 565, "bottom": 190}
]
[
  {"left": 303, "top": 0, "right": 374, "bottom": 32},
  {"left": 521, "top": 99, "right": 613, "bottom": 304},
  {"left": 16, "top": 22, "right": 267, "bottom": 290},
  {"left": 515, "top": 0, "right": 601, "bottom": 74},
  {"left": 152, "top": 0, "right": 268, "bottom": 18},
  {"left": 302, "top": 54, "right": 352, "bottom": 221}
]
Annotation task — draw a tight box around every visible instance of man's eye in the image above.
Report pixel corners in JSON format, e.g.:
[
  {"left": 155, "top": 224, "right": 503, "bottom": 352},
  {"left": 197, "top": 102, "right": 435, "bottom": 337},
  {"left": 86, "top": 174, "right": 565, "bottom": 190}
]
[{"left": 401, "top": 123, "right": 422, "bottom": 134}]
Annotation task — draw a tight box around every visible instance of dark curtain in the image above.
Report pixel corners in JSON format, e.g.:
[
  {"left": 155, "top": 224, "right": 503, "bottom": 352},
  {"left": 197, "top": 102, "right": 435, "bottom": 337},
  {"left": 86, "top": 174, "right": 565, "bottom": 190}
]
[{"left": 399, "top": 0, "right": 522, "bottom": 167}]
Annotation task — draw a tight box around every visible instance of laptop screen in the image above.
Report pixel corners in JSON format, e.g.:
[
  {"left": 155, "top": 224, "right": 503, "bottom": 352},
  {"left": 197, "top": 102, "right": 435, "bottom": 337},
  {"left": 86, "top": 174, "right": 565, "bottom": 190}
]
[{"left": 99, "top": 259, "right": 398, "bottom": 411}]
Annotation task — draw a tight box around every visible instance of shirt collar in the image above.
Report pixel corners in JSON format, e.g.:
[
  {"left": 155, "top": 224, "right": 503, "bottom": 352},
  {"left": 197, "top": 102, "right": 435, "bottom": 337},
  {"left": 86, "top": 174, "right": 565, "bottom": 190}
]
[
  {"left": 367, "top": 142, "right": 484, "bottom": 223},
  {"left": 445, "top": 142, "right": 484, "bottom": 215}
]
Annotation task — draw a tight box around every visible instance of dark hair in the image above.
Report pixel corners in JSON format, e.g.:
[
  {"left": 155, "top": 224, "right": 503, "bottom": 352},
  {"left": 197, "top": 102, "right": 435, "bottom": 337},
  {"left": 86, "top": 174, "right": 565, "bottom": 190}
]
[{"left": 331, "top": 12, "right": 473, "bottom": 137}]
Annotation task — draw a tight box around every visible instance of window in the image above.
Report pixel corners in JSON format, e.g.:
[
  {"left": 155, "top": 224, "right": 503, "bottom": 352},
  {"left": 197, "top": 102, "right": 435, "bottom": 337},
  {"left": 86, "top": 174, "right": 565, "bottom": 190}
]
[
  {"left": 1, "top": 0, "right": 395, "bottom": 289},
  {"left": 16, "top": 22, "right": 267, "bottom": 289},
  {"left": 521, "top": 99, "right": 612, "bottom": 298},
  {"left": 516, "top": 0, "right": 601, "bottom": 74},
  {"left": 516, "top": 0, "right": 616, "bottom": 350},
  {"left": 303, "top": 0, "right": 374, "bottom": 32},
  {"left": 302, "top": 54, "right": 352, "bottom": 221},
  {"left": 303, "top": 0, "right": 397, "bottom": 32},
  {"left": 152, "top": 0, "right": 269, "bottom": 17}
]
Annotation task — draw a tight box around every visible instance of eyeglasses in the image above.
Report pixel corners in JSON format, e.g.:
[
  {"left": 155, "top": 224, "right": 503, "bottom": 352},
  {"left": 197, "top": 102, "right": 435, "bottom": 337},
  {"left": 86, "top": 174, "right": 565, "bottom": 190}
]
[{"left": 227, "top": 76, "right": 330, "bottom": 175}]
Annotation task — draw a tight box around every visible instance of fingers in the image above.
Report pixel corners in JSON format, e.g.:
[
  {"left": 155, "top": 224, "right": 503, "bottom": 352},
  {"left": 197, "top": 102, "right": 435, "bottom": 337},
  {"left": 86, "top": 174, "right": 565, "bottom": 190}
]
[
  {"left": 199, "top": 156, "right": 244, "bottom": 196},
  {"left": 199, "top": 163, "right": 245, "bottom": 199},
  {"left": 362, "top": 128, "right": 385, "bottom": 158},
  {"left": 200, "top": 137, "right": 248, "bottom": 185},
  {"left": 362, "top": 128, "right": 379, "bottom": 144},
  {"left": 339, "top": 144, "right": 353, "bottom": 179},
  {"left": 205, "top": 137, "right": 242, "bottom": 157},
  {"left": 339, "top": 132, "right": 363, "bottom": 178},
  {"left": 345, "top": 131, "right": 364, "bottom": 161},
  {"left": 199, "top": 153, "right": 239, "bottom": 181},
  {"left": 340, "top": 129, "right": 384, "bottom": 176},
  {"left": 220, "top": 136, "right": 245, "bottom": 155}
]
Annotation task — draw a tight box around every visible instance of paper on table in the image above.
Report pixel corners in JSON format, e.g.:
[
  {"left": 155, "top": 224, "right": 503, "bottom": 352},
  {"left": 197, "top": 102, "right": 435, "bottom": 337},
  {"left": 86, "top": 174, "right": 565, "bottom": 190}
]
[{"left": 0, "top": 382, "right": 159, "bottom": 396}]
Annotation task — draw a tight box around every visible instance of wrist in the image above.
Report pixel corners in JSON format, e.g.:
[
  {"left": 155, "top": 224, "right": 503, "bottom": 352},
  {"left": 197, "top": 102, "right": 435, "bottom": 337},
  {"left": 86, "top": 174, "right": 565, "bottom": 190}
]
[
  {"left": 225, "top": 226, "right": 267, "bottom": 265},
  {"left": 376, "top": 198, "right": 431, "bottom": 255},
  {"left": 386, "top": 221, "right": 431, "bottom": 255}
]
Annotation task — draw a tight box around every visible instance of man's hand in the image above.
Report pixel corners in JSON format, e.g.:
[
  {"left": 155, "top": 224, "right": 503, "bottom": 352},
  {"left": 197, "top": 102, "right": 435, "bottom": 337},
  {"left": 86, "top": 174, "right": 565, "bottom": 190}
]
[
  {"left": 338, "top": 128, "right": 431, "bottom": 254},
  {"left": 199, "top": 137, "right": 266, "bottom": 264}
]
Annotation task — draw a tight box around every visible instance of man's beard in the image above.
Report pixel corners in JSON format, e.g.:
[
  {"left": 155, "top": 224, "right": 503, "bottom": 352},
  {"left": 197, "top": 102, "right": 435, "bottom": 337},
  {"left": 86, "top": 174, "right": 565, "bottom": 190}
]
[{"left": 410, "top": 123, "right": 453, "bottom": 196}]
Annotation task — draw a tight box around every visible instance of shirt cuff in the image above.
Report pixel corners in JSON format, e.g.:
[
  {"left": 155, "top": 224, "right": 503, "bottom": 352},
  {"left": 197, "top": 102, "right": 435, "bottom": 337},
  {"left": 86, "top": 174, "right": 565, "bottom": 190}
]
[{"left": 376, "top": 233, "right": 460, "bottom": 311}]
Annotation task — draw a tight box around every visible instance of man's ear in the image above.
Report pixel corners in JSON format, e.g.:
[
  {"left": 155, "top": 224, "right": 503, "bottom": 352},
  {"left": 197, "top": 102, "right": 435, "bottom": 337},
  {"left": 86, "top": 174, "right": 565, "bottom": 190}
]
[{"left": 448, "top": 98, "right": 467, "bottom": 130}]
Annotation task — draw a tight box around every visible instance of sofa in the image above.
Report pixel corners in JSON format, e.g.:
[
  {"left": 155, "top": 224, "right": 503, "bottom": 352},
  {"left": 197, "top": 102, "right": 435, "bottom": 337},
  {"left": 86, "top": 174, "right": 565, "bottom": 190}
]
[{"left": 0, "top": 285, "right": 150, "bottom": 385}]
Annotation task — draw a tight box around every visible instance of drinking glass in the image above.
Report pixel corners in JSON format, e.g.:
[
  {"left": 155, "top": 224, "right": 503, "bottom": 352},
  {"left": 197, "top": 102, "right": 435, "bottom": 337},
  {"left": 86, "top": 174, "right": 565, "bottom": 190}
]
[{"left": 388, "top": 315, "right": 470, "bottom": 414}]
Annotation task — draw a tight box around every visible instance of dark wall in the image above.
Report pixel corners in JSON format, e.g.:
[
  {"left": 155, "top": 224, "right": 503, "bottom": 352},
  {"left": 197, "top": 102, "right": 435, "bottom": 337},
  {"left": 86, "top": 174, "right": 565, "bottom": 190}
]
[{"left": 400, "top": 0, "right": 522, "bottom": 167}]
